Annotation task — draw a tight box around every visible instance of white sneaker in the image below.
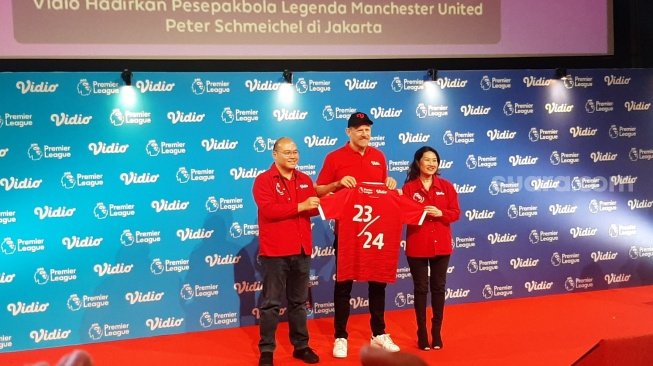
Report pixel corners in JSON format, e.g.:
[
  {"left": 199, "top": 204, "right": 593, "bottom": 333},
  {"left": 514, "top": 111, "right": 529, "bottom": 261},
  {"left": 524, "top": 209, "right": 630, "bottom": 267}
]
[
  {"left": 370, "top": 334, "right": 400, "bottom": 352},
  {"left": 333, "top": 338, "right": 348, "bottom": 358}
]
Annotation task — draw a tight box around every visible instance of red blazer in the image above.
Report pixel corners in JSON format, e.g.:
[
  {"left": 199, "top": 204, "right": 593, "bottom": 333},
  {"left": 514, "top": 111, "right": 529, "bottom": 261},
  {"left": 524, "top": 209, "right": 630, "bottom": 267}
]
[
  {"left": 252, "top": 163, "right": 317, "bottom": 257},
  {"left": 402, "top": 176, "right": 460, "bottom": 257}
]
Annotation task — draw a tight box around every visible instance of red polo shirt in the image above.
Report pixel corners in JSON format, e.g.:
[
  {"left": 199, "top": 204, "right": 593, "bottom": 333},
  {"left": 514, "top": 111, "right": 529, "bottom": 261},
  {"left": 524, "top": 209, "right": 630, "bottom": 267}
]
[
  {"left": 253, "top": 163, "right": 317, "bottom": 257},
  {"left": 316, "top": 143, "right": 387, "bottom": 186},
  {"left": 402, "top": 177, "right": 461, "bottom": 257}
]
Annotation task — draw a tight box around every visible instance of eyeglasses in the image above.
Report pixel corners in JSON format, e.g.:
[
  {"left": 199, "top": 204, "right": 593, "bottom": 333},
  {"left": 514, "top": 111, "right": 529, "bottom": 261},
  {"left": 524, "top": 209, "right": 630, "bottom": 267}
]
[{"left": 275, "top": 150, "right": 299, "bottom": 157}]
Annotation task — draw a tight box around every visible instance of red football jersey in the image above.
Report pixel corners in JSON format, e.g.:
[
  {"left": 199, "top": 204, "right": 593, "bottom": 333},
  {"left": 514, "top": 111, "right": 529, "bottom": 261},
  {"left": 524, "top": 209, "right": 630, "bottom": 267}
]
[{"left": 318, "top": 182, "right": 426, "bottom": 283}]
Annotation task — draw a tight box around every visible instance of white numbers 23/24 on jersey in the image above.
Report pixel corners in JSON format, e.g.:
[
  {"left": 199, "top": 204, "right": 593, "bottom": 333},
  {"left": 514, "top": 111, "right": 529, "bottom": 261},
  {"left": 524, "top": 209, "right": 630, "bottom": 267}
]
[{"left": 352, "top": 204, "right": 385, "bottom": 249}]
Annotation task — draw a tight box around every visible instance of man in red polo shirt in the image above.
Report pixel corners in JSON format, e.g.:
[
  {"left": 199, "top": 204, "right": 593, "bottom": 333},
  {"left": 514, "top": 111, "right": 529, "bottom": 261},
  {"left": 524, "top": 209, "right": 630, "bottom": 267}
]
[
  {"left": 316, "top": 112, "right": 399, "bottom": 358},
  {"left": 253, "top": 137, "right": 320, "bottom": 366}
]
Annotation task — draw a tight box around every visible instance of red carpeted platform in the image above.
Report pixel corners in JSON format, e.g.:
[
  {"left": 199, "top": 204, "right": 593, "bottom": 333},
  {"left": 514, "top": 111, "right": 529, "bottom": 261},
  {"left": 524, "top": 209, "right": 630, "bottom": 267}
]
[{"left": 3, "top": 286, "right": 653, "bottom": 366}]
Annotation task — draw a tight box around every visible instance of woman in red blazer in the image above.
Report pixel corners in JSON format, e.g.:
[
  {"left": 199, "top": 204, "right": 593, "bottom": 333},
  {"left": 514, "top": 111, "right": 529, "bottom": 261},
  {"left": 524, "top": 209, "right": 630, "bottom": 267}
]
[{"left": 402, "top": 146, "right": 461, "bottom": 351}]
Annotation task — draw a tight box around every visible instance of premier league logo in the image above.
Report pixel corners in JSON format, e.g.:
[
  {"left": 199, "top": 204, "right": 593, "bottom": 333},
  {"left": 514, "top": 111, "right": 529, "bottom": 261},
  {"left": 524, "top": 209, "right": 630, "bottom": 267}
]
[
  {"left": 608, "top": 224, "right": 619, "bottom": 238},
  {"left": 571, "top": 177, "right": 582, "bottom": 191},
  {"left": 322, "top": 105, "right": 335, "bottom": 121},
  {"left": 507, "top": 204, "right": 518, "bottom": 219},
  {"left": 176, "top": 167, "right": 190, "bottom": 183},
  {"left": 550, "top": 151, "right": 561, "bottom": 165},
  {"left": 34, "top": 267, "right": 49, "bottom": 285},
  {"left": 205, "top": 196, "right": 220, "bottom": 213},
  {"left": 77, "top": 79, "right": 92, "bottom": 96},
  {"left": 110, "top": 109, "right": 125, "bottom": 126},
  {"left": 467, "top": 259, "right": 479, "bottom": 273},
  {"left": 61, "top": 172, "right": 76, "bottom": 189},
  {"left": 94, "top": 203, "right": 109, "bottom": 220},
  {"left": 394, "top": 293, "right": 407, "bottom": 307},
  {"left": 503, "top": 101, "right": 514, "bottom": 116},
  {"left": 488, "top": 181, "right": 500, "bottom": 196},
  {"left": 88, "top": 323, "right": 103, "bottom": 340},
  {"left": 412, "top": 192, "right": 425, "bottom": 203},
  {"left": 200, "top": 312, "right": 213, "bottom": 328},
  {"left": 442, "top": 130, "right": 454, "bottom": 146},
  {"left": 229, "top": 222, "right": 243, "bottom": 238},
  {"left": 391, "top": 77, "right": 403, "bottom": 93},
  {"left": 480, "top": 76, "right": 492, "bottom": 91},
  {"left": 609, "top": 125, "right": 619, "bottom": 139},
  {"left": 528, "top": 127, "right": 540, "bottom": 142},
  {"left": 67, "top": 294, "right": 82, "bottom": 311},
  {"left": 482, "top": 285, "right": 493, "bottom": 299},
  {"left": 551, "top": 252, "right": 562, "bottom": 267},
  {"left": 415, "top": 103, "right": 428, "bottom": 119},
  {"left": 295, "top": 78, "right": 309, "bottom": 94},
  {"left": 1, "top": 237, "right": 16, "bottom": 255},
  {"left": 150, "top": 258, "right": 165, "bottom": 275},
  {"left": 191, "top": 78, "right": 205, "bottom": 95},
  {"left": 629, "top": 246, "right": 639, "bottom": 259},
  {"left": 585, "top": 99, "right": 596, "bottom": 113},
  {"left": 180, "top": 284, "right": 194, "bottom": 300},
  {"left": 253, "top": 137, "right": 267, "bottom": 153},
  {"left": 28, "top": 143, "right": 43, "bottom": 161},
  {"left": 588, "top": 200, "right": 599, "bottom": 214},
  {"left": 629, "top": 148, "right": 638, "bottom": 162},
  {"left": 120, "top": 230, "right": 135, "bottom": 246},
  {"left": 146, "top": 140, "right": 160, "bottom": 157},
  {"left": 528, "top": 230, "right": 540, "bottom": 244},
  {"left": 563, "top": 75, "right": 574, "bottom": 89},
  {"left": 221, "top": 107, "right": 235, "bottom": 124},
  {"left": 465, "top": 155, "right": 477, "bottom": 169},
  {"left": 564, "top": 277, "right": 575, "bottom": 292}
]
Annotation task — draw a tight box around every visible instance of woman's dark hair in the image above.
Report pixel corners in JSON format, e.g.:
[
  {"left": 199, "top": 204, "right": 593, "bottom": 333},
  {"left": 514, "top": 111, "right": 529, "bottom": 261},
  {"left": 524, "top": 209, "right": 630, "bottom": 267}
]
[{"left": 405, "top": 146, "right": 441, "bottom": 183}]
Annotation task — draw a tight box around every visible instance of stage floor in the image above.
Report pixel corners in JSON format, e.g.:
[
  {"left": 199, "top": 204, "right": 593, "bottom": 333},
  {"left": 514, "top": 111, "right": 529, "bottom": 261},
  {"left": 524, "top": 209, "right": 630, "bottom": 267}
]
[{"left": 2, "top": 285, "right": 653, "bottom": 366}]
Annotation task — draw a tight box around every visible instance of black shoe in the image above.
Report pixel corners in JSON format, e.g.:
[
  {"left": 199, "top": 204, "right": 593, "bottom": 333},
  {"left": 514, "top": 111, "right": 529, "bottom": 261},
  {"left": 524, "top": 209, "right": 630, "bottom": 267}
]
[
  {"left": 259, "top": 351, "right": 274, "bottom": 366},
  {"left": 417, "top": 330, "right": 430, "bottom": 351},
  {"left": 292, "top": 347, "right": 320, "bottom": 364},
  {"left": 432, "top": 338, "right": 444, "bottom": 350}
]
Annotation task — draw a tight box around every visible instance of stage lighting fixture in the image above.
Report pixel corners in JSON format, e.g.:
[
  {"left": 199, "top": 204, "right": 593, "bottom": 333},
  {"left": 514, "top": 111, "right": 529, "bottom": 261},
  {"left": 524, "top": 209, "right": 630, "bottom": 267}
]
[
  {"left": 282, "top": 69, "right": 293, "bottom": 84},
  {"left": 121, "top": 69, "right": 133, "bottom": 86},
  {"left": 427, "top": 68, "right": 438, "bottom": 81},
  {"left": 555, "top": 67, "right": 570, "bottom": 80}
]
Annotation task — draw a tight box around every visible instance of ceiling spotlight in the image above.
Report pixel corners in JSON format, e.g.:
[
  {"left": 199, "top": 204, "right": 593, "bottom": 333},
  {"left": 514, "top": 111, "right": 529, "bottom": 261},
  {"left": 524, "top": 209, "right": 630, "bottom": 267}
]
[
  {"left": 427, "top": 68, "right": 438, "bottom": 81},
  {"left": 282, "top": 69, "right": 293, "bottom": 84},
  {"left": 555, "top": 67, "right": 570, "bottom": 80},
  {"left": 121, "top": 69, "right": 133, "bottom": 86}
]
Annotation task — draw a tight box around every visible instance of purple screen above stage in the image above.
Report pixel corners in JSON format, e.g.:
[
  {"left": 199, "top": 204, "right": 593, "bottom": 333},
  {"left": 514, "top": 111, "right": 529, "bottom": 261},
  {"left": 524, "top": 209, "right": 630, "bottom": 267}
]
[{"left": 2, "top": 0, "right": 612, "bottom": 59}]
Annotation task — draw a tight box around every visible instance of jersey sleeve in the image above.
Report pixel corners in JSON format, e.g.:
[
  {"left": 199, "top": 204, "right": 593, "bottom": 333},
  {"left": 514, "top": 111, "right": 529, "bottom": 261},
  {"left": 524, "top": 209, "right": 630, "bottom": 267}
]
[
  {"left": 398, "top": 194, "right": 427, "bottom": 225},
  {"left": 317, "top": 189, "right": 350, "bottom": 221}
]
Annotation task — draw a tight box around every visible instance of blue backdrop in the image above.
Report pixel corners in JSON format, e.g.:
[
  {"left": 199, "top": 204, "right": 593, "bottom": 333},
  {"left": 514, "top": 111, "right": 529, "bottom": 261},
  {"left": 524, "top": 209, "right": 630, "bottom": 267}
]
[{"left": 1, "top": 69, "right": 652, "bottom": 352}]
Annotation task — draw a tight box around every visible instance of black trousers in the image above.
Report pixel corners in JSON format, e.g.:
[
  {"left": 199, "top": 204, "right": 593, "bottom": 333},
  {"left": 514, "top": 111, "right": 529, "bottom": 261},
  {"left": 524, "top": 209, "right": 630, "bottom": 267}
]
[
  {"left": 333, "top": 235, "right": 387, "bottom": 339},
  {"left": 406, "top": 255, "right": 450, "bottom": 335}
]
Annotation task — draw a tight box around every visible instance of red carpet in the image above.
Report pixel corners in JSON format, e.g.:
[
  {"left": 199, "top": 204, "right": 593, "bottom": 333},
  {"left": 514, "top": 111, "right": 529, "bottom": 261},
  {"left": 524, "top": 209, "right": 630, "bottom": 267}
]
[{"left": 3, "top": 286, "right": 653, "bottom": 366}]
